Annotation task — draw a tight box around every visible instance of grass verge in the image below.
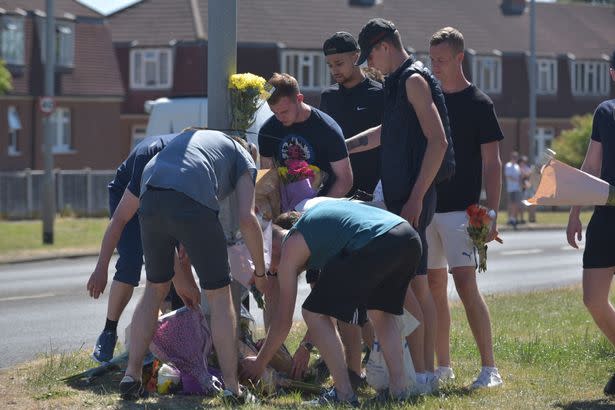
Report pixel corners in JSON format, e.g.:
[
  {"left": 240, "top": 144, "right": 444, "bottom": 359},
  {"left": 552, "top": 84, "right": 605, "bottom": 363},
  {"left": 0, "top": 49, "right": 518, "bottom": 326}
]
[{"left": 1, "top": 285, "right": 614, "bottom": 409}]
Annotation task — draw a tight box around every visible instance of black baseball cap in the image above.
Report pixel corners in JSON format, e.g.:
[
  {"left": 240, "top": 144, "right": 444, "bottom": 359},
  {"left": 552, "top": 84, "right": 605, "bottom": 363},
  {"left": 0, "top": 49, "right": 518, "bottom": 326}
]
[
  {"left": 323, "top": 32, "right": 359, "bottom": 56},
  {"left": 356, "top": 18, "right": 397, "bottom": 65}
]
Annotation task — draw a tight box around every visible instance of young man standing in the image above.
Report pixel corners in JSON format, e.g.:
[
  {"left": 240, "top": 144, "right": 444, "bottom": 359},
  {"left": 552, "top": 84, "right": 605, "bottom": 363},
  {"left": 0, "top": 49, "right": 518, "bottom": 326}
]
[
  {"left": 241, "top": 200, "right": 422, "bottom": 405},
  {"left": 505, "top": 151, "right": 522, "bottom": 228},
  {"left": 318, "top": 31, "right": 384, "bottom": 383},
  {"left": 426, "top": 27, "right": 504, "bottom": 388},
  {"left": 119, "top": 129, "right": 268, "bottom": 404},
  {"left": 567, "top": 50, "right": 615, "bottom": 396},
  {"left": 258, "top": 73, "right": 353, "bottom": 198},
  {"left": 346, "top": 18, "right": 449, "bottom": 392}
]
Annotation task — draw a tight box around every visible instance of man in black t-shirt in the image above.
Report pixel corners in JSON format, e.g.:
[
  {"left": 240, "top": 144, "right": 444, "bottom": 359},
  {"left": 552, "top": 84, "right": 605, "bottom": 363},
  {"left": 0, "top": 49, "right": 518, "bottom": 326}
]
[
  {"left": 258, "top": 73, "right": 353, "bottom": 198},
  {"left": 320, "top": 31, "right": 384, "bottom": 197},
  {"left": 567, "top": 50, "right": 615, "bottom": 397},
  {"left": 426, "top": 27, "right": 503, "bottom": 389}
]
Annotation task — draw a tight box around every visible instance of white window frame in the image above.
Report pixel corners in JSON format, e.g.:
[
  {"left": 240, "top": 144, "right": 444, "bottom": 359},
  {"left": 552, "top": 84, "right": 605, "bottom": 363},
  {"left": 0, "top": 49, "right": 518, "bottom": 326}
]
[
  {"left": 280, "top": 50, "right": 328, "bottom": 91},
  {"left": 131, "top": 125, "right": 147, "bottom": 148},
  {"left": 536, "top": 58, "right": 557, "bottom": 95},
  {"left": 7, "top": 106, "right": 21, "bottom": 156},
  {"left": 38, "top": 18, "right": 75, "bottom": 67},
  {"left": 534, "top": 127, "right": 555, "bottom": 162},
  {"left": 50, "top": 107, "right": 72, "bottom": 153},
  {"left": 1, "top": 15, "right": 24, "bottom": 65},
  {"left": 571, "top": 60, "right": 611, "bottom": 96},
  {"left": 472, "top": 55, "right": 502, "bottom": 94},
  {"left": 130, "top": 48, "right": 173, "bottom": 90}
]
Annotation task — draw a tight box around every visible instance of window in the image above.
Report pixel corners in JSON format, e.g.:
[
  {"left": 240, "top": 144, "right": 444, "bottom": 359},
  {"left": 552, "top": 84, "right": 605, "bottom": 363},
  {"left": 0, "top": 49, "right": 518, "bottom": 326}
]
[
  {"left": 536, "top": 59, "right": 557, "bottom": 95},
  {"left": 281, "top": 51, "right": 328, "bottom": 91},
  {"left": 7, "top": 106, "right": 21, "bottom": 155},
  {"left": 38, "top": 19, "right": 75, "bottom": 67},
  {"left": 130, "top": 49, "right": 173, "bottom": 89},
  {"left": 472, "top": 56, "right": 502, "bottom": 94},
  {"left": 571, "top": 60, "right": 610, "bottom": 96},
  {"left": 49, "top": 107, "right": 71, "bottom": 153},
  {"left": 132, "top": 125, "right": 147, "bottom": 148},
  {"left": 534, "top": 127, "right": 554, "bottom": 162},
  {"left": 1, "top": 15, "right": 24, "bottom": 65}
]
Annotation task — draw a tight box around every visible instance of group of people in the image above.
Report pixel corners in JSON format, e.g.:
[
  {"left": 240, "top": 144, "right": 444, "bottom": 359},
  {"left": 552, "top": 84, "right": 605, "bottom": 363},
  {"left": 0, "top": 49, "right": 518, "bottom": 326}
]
[
  {"left": 504, "top": 151, "right": 537, "bottom": 227},
  {"left": 84, "top": 15, "right": 615, "bottom": 405}
]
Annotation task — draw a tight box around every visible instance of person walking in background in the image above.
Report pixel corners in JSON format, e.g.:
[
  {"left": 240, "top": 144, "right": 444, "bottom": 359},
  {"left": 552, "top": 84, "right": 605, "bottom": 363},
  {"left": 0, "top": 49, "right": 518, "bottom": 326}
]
[
  {"left": 504, "top": 151, "right": 522, "bottom": 228},
  {"left": 518, "top": 155, "right": 536, "bottom": 223},
  {"left": 426, "top": 27, "right": 504, "bottom": 389}
]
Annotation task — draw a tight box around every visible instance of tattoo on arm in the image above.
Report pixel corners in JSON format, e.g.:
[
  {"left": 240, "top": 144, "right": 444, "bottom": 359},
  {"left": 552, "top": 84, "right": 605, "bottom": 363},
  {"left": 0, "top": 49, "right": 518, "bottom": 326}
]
[{"left": 346, "top": 135, "right": 369, "bottom": 150}]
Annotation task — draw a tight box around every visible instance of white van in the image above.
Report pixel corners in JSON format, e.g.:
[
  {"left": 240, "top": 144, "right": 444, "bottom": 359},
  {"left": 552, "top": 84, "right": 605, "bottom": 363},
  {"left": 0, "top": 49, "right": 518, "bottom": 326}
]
[{"left": 144, "top": 97, "right": 273, "bottom": 147}]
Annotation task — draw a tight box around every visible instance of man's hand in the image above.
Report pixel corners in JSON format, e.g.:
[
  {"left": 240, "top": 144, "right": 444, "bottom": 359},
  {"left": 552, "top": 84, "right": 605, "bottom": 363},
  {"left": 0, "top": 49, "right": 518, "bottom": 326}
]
[
  {"left": 86, "top": 266, "right": 107, "bottom": 299},
  {"left": 240, "top": 356, "right": 265, "bottom": 381},
  {"left": 566, "top": 214, "right": 583, "bottom": 249},
  {"left": 290, "top": 344, "right": 310, "bottom": 380},
  {"left": 486, "top": 220, "right": 500, "bottom": 243},
  {"left": 401, "top": 196, "right": 423, "bottom": 228},
  {"left": 254, "top": 275, "right": 272, "bottom": 296},
  {"left": 174, "top": 280, "right": 201, "bottom": 310}
]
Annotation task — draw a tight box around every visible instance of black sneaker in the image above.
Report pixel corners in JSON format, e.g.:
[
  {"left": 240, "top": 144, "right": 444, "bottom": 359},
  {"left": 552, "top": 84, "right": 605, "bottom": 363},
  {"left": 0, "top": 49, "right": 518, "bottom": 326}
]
[
  {"left": 348, "top": 369, "right": 367, "bottom": 390},
  {"left": 221, "top": 386, "right": 257, "bottom": 406},
  {"left": 303, "top": 388, "right": 360, "bottom": 407},
  {"left": 92, "top": 330, "right": 117, "bottom": 363},
  {"left": 604, "top": 372, "right": 615, "bottom": 396},
  {"left": 119, "top": 375, "right": 144, "bottom": 400}
]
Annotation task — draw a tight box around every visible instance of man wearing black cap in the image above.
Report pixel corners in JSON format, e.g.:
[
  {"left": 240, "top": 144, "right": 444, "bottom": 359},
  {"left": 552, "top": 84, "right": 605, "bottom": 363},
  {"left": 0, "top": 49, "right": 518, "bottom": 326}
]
[
  {"left": 345, "top": 17, "right": 451, "bottom": 395},
  {"left": 567, "top": 50, "right": 615, "bottom": 397}
]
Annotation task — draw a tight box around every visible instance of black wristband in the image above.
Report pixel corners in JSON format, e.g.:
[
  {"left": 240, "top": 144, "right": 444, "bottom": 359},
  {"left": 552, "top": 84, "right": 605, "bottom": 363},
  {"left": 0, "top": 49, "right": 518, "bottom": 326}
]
[
  {"left": 266, "top": 270, "right": 278, "bottom": 277},
  {"left": 254, "top": 270, "right": 266, "bottom": 278}
]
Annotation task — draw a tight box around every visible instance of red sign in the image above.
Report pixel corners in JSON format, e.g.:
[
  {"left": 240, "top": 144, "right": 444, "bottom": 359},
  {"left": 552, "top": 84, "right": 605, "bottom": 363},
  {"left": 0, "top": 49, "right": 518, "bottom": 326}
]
[{"left": 39, "top": 96, "right": 56, "bottom": 115}]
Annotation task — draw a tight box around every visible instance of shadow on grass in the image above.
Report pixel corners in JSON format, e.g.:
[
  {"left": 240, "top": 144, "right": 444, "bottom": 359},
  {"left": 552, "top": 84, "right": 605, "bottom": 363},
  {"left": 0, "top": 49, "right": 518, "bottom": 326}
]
[{"left": 554, "top": 398, "right": 615, "bottom": 410}]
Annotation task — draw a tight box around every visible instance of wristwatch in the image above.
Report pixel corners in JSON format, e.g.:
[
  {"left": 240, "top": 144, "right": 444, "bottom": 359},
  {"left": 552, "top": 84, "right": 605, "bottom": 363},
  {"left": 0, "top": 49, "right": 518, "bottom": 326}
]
[{"left": 300, "top": 341, "right": 314, "bottom": 353}]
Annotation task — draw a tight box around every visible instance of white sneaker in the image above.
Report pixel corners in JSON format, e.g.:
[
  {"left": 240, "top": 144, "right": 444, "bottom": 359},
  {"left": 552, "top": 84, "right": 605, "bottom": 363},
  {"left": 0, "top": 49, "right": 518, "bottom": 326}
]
[
  {"left": 427, "top": 372, "right": 439, "bottom": 393},
  {"left": 435, "top": 366, "right": 456, "bottom": 381},
  {"left": 470, "top": 367, "right": 503, "bottom": 389}
]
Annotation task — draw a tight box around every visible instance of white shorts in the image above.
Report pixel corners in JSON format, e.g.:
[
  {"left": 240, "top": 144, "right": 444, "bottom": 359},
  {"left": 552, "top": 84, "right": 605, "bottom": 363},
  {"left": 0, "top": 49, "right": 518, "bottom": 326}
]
[{"left": 426, "top": 211, "right": 477, "bottom": 270}]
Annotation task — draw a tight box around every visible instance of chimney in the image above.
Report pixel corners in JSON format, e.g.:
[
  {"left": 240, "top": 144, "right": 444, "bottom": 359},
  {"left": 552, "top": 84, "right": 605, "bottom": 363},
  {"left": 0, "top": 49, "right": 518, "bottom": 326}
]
[{"left": 501, "top": 0, "right": 526, "bottom": 16}]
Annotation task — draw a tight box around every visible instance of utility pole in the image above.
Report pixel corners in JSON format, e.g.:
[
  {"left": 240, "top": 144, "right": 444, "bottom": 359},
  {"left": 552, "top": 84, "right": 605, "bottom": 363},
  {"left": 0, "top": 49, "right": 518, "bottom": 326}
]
[
  {"left": 528, "top": 0, "right": 537, "bottom": 164},
  {"left": 207, "top": 0, "right": 236, "bottom": 130},
  {"left": 42, "top": 0, "right": 56, "bottom": 244}
]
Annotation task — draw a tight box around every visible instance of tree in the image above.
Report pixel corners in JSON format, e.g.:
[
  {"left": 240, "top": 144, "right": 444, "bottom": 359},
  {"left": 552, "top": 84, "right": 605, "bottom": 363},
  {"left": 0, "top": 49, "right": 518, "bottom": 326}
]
[
  {"left": 551, "top": 114, "right": 592, "bottom": 169},
  {"left": 0, "top": 59, "right": 12, "bottom": 95}
]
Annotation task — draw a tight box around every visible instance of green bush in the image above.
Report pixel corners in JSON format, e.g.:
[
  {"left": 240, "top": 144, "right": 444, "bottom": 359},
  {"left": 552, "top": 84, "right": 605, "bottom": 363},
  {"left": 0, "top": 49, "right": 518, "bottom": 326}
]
[
  {"left": 551, "top": 114, "right": 592, "bottom": 169},
  {"left": 0, "top": 59, "right": 12, "bottom": 95}
]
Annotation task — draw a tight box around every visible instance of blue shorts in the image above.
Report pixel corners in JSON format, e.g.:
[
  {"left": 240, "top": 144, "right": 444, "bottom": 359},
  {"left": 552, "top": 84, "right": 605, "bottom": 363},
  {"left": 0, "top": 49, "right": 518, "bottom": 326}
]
[{"left": 109, "top": 189, "right": 143, "bottom": 287}]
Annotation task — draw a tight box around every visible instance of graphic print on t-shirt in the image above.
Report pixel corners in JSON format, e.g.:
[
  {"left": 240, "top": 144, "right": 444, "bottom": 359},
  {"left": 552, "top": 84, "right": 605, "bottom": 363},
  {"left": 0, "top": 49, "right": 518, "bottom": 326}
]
[{"left": 279, "top": 134, "right": 316, "bottom": 164}]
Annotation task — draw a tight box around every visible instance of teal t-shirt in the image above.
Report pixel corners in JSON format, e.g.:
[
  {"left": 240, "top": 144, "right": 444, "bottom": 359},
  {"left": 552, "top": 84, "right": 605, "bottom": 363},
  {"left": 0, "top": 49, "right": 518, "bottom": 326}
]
[{"left": 287, "top": 200, "right": 405, "bottom": 270}]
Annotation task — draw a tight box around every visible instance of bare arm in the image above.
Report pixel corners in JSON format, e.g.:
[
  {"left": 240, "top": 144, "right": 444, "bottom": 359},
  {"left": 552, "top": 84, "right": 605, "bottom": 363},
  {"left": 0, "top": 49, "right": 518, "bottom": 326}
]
[
  {"left": 326, "top": 157, "right": 353, "bottom": 198},
  {"left": 482, "top": 141, "right": 503, "bottom": 242},
  {"left": 567, "top": 140, "right": 602, "bottom": 248},
  {"left": 406, "top": 74, "right": 448, "bottom": 202},
  {"left": 87, "top": 189, "right": 139, "bottom": 298},
  {"left": 345, "top": 125, "right": 381, "bottom": 154},
  {"left": 260, "top": 156, "right": 274, "bottom": 169},
  {"left": 236, "top": 171, "right": 268, "bottom": 291}
]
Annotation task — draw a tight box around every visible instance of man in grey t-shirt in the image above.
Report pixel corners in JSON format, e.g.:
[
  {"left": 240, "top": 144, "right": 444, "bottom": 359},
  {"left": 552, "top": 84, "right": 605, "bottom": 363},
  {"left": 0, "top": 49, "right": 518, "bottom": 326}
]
[{"left": 120, "top": 129, "right": 268, "bottom": 404}]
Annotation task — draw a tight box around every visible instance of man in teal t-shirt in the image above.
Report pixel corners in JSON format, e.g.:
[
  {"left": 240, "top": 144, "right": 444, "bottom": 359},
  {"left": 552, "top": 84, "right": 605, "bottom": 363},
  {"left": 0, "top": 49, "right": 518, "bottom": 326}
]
[{"left": 241, "top": 200, "right": 422, "bottom": 405}]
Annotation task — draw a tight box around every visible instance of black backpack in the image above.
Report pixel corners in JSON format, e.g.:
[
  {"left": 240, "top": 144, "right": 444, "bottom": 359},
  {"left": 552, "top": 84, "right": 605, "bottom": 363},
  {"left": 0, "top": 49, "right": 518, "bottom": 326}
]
[{"left": 398, "top": 61, "right": 455, "bottom": 184}]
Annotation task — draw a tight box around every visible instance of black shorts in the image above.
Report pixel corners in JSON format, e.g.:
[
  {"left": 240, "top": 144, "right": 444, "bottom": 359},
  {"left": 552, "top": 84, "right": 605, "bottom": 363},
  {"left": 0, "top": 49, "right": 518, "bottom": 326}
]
[
  {"left": 139, "top": 189, "right": 231, "bottom": 290},
  {"left": 583, "top": 207, "right": 615, "bottom": 270},
  {"left": 302, "top": 222, "right": 422, "bottom": 324},
  {"left": 386, "top": 185, "right": 435, "bottom": 276}
]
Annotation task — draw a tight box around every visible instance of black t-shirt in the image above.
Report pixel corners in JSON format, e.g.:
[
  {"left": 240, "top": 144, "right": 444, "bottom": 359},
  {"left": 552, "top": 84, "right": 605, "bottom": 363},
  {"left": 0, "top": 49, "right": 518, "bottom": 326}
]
[
  {"left": 108, "top": 133, "right": 177, "bottom": 197},
  {"left": 591, "top": 99, "right": 615, "bottom": 186},
  {"left": 258, "top": 107, "right": 348, "bottom": 193},
  {"left": 436, "top": 85, "right": 504, "bottom": 212},
  {"left": 320, "top": 77, "right": 384, "bottom": 195}
]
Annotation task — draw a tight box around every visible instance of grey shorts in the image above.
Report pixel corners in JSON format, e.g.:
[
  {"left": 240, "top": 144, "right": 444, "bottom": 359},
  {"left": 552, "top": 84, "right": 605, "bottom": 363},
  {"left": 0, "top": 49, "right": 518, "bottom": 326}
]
[
  {"left": 508, "top": 191, "right": 522, "bottom": 204},
  {"left": 139, "top": 189, "right": 231, "bottom": 290}
]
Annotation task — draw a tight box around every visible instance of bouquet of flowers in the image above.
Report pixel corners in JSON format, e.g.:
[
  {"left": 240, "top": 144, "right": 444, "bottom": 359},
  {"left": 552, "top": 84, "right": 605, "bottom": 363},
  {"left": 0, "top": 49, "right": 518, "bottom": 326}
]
[
  {"left": 466, "top": 204, "right": 502, "bottom": 273},
  {"left": 228, "top": 73, "right": 273, "bottom": 137},
  {"left": 278, "top": 159, "right": 322, "bottom": 212}
]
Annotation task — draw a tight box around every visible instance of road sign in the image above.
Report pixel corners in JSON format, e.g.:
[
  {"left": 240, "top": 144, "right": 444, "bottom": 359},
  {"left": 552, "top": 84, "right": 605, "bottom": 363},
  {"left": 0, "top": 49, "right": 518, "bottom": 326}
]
[{"left": 39, "top": 96, "right": 56, "bottom": 115}]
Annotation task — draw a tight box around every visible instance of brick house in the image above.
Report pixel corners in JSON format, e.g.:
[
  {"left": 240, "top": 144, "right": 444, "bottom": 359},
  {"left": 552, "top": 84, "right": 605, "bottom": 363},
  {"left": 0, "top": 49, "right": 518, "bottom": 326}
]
[
  {"left": 108, "top": 0, "right": 614, "bottom": 161},
  {"left": 0, "top": 0, "right": 125, "bottom": 171}
]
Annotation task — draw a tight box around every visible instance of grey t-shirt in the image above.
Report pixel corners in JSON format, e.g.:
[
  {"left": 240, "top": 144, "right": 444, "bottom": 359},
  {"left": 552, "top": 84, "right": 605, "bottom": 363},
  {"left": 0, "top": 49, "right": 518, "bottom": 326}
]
[{"left": 141, "top": 129, "right": 256, "bottom": 211}]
